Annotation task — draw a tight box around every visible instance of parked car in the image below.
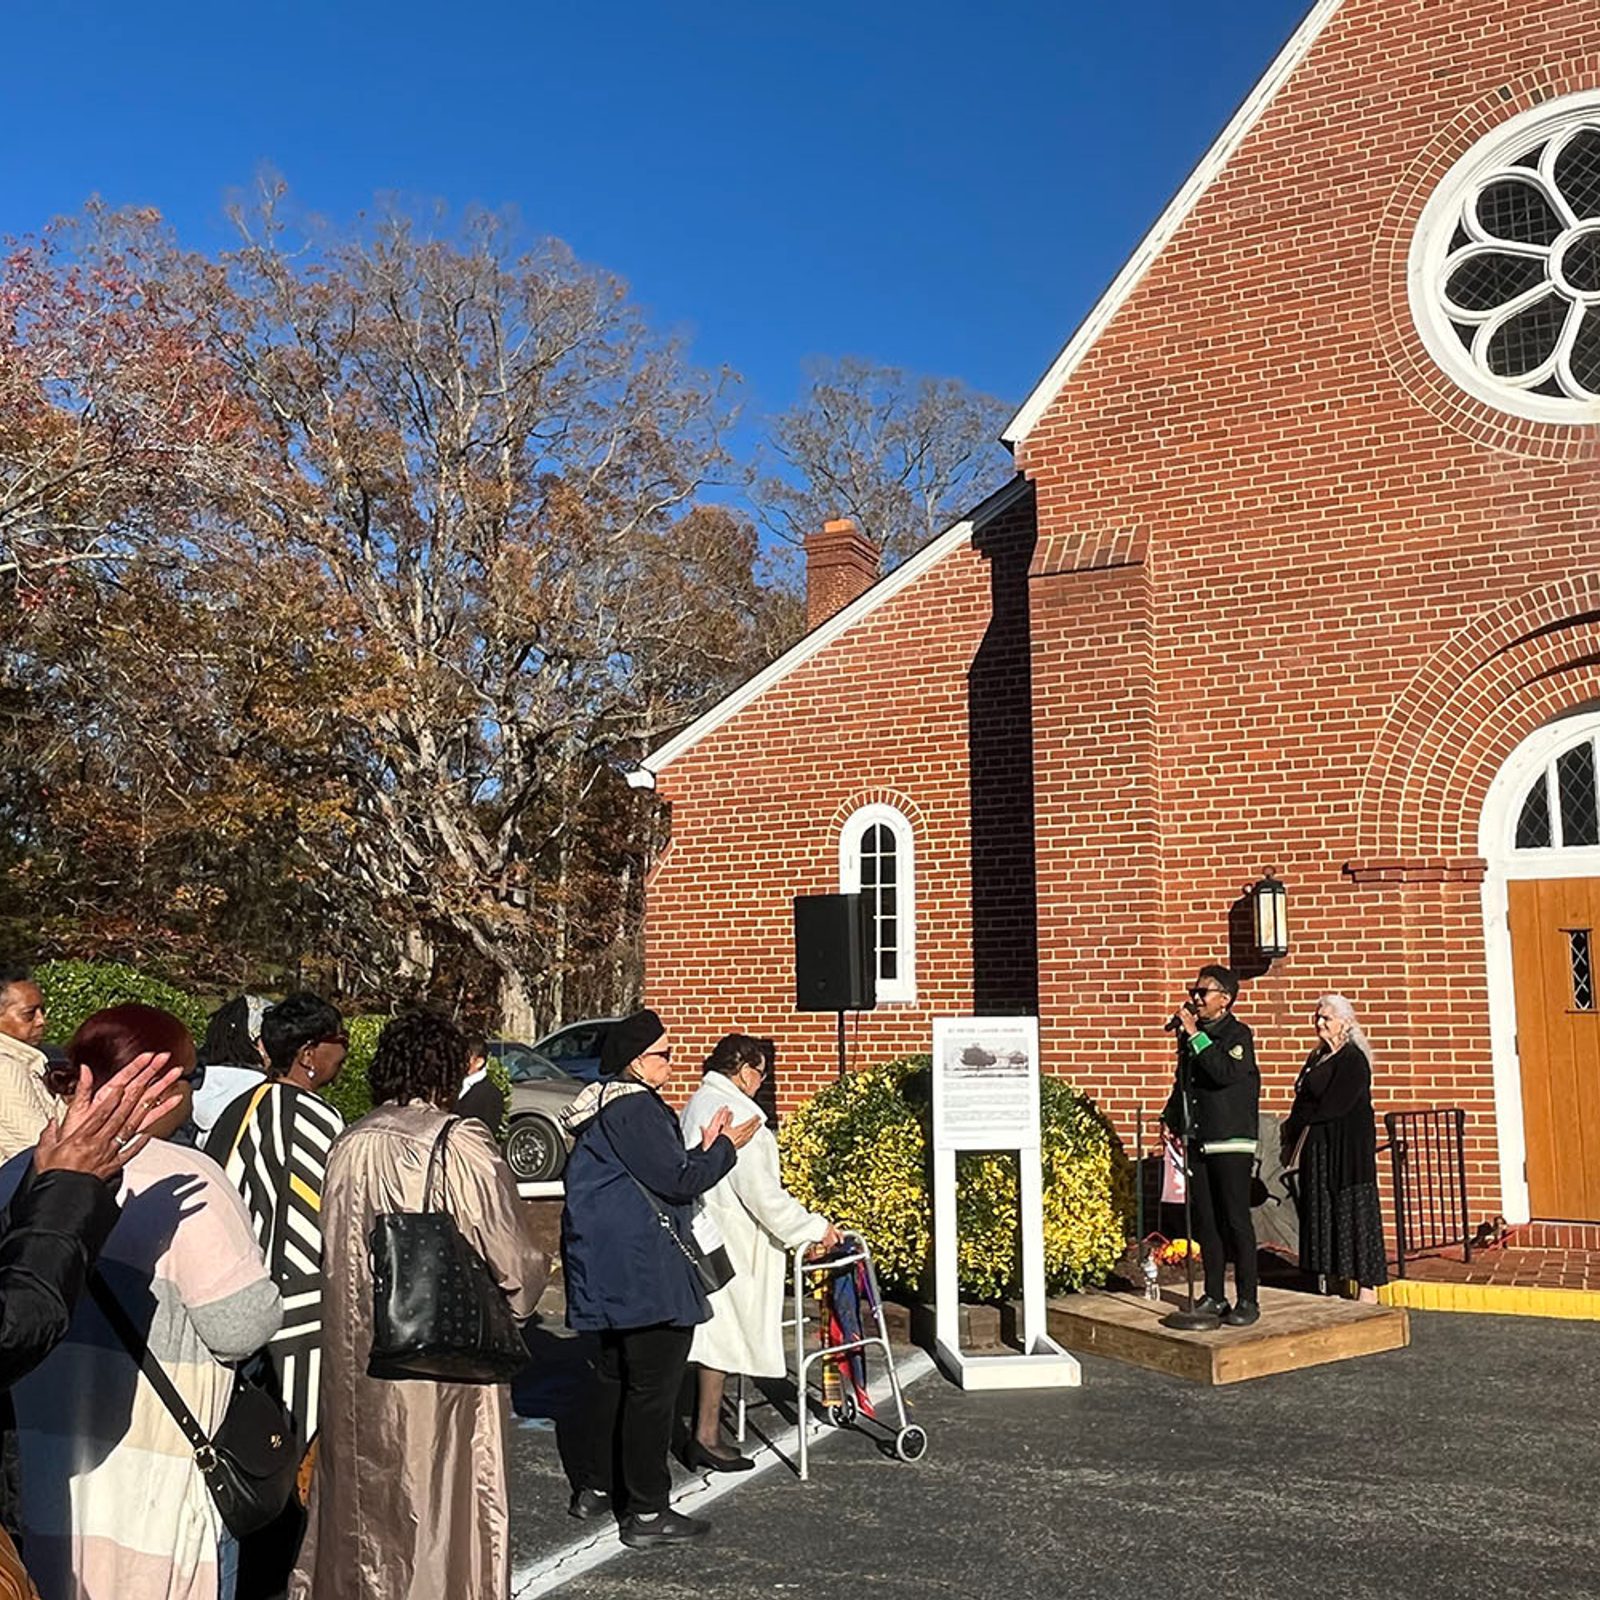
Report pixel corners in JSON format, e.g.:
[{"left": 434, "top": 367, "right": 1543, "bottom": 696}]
[
  {"left": 529, "top": 1016, "right": 623, "bottom": 1085},
  {"left": 487, "top": 1040, "right": 583, "bottom": 1182}
]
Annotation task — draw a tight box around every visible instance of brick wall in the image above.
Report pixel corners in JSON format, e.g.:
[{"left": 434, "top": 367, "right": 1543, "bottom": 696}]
[
  {"left": 644, "top": 492, "right": 1038, "bottom": 1109},
  {"left": 1017, "top": 0, "right": 1600, "bottom": 1212},
  {"left": 640, "top": 0, "right": 1600, "bottom": 1228}
]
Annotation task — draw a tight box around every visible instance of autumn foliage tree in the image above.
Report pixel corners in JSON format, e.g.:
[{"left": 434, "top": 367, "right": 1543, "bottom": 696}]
[{"left": 1, "top": 197, "right": 792, "bottom": 1031}]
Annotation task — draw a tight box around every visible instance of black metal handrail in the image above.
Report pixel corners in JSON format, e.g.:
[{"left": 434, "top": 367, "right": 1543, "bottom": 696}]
[{"left": 1382, "top": 1108, "right": 1471, "bottom": 1279}]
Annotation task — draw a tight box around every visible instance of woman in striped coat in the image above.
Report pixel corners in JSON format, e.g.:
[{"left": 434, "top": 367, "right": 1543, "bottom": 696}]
[{"left": 205, "top": 992, "right": 348, "bottom": 1597}]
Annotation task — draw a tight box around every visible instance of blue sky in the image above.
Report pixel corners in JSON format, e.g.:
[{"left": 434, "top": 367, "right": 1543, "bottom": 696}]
[{"left": 5, "top": 0, "right": 1309, "bottom": 424}]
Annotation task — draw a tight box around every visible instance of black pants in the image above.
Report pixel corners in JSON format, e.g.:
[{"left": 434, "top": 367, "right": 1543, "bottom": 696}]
[
  {"left": 585, "top": 1323, "right": 694, "bottom": 1515},
  {"left": 1190, "top": 1151, "right": 1258, "bottom": 1302}
]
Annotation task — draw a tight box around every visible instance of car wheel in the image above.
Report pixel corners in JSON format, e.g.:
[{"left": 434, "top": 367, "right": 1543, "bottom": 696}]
[{"left": 505, "top": 1115, "right": 566, "bottom": 1182}]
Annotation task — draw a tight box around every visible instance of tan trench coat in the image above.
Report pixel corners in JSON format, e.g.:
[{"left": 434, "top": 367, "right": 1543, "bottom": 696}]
[{"left": 289, "top": 1103, "right": 549, "bottom": 1600}]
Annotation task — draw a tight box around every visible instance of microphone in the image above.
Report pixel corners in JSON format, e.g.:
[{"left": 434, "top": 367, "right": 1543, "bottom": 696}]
[{"left": 1162, "top": 1001, "right": 1198, "bottom": 1034}]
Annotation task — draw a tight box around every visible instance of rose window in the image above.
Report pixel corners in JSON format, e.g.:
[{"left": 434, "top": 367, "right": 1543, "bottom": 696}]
[{"left": 1411, "top": 94, "right": 1600, "bottom": 423}]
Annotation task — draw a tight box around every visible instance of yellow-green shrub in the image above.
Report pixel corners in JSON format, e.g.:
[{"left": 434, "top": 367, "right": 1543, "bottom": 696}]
[
  {"left": 36, "top": 960, "right": 210, "bottom": 1045},
  {"left": 777, "top": 1056, "right": 1127, "bottom": 1300}
]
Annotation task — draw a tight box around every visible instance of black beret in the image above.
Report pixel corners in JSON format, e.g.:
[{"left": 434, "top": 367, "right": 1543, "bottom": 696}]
[
  {"left": 1198, "top": 964, "right": 1240, "bottom": 1000},
  {"left": 600, "top": 1009, "right": 667, "bottom": 1076}
]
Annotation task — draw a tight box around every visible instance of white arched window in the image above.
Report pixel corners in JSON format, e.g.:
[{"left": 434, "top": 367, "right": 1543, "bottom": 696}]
[
  {"left": 838, "top": 804, "right": 917, "bottom": 1004},
  {"left": 1508, "top": 725, "right": 1600, "bottom": 854}
]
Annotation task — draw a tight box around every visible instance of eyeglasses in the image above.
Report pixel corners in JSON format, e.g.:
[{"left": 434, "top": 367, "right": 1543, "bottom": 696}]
[
  {"left": 642, "top": 1047, "right": 672, "bottom": 1063},
  {"left": 318, "top": 1032, "right": 350, "bottom": 1051}
]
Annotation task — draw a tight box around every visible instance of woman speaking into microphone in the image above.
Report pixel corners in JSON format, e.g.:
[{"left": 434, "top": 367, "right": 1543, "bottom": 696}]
[{"left": 1162, "top": 965, "right": 1262, "bottom": 1328}]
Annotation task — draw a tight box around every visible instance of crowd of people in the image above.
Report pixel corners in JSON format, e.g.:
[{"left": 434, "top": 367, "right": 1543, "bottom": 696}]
[
  {"left": 0, "top": 969, "right": 841, "bottom": 1598},
  {"left": 0, "top": 958, "right": 1387, "bottom": 1597},
  {"left": 0, "top": 967, "right": 554, "bottom": 1600}
]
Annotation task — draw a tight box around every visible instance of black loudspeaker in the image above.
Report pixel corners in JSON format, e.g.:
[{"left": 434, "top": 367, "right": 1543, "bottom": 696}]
[{"left": 793, "top": 894, "right": 877, "bottom": 1012}]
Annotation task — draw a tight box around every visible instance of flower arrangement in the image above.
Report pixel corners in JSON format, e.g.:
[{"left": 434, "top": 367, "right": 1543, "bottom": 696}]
[{"left": 777, "top": 1055, "right": 1127, "bottom": 1301}]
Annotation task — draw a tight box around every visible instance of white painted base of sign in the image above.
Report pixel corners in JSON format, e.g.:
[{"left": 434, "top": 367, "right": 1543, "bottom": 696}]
[{"left": 934, "top": 1335, "right": 1081, "bottom": 1392}]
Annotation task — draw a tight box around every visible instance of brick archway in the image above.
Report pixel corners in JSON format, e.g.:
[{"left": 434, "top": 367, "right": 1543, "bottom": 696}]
[{"left": 1358, "top": 573, "right": 1600, "bottom": 869}]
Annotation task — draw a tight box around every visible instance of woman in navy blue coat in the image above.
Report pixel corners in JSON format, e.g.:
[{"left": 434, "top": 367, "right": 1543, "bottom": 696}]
[{"left": 560, "top": 1010, "right": 758, "bottom": 1550}]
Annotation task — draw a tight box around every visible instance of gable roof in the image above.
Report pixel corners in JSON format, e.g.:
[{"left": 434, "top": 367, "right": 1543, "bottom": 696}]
[
  {"left": 627, "top": 474, "right": 1033, "bottom": 790},
  {"left": 1001, "top": 0, "right": 1347, "bottom": 446}
]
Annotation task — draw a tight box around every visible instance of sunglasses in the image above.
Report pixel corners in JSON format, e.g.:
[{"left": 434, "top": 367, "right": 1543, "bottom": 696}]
[
  {"left": 318, "top": 1032, "right": 350, "bottom": 1050},
  {"left": 1189, "top": 987, "right": 1223, "bottom": 1000},
  {"left": 642, "top": 1047, "right": 672, "bottom": 1063}
]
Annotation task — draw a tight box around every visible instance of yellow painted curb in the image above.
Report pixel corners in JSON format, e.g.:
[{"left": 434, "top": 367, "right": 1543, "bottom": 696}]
[{"left": 1379, "top": 1278, "right": 1600, "bottom": 1320}]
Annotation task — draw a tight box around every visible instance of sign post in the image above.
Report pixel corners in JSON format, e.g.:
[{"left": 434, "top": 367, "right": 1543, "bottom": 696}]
[{"left": 931, "top": 1017, "right": 1081, "bottom": 1391}]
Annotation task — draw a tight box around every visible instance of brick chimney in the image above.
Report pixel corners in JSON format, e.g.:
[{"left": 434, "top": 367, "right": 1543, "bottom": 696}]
[{"left": 803, "top": 517, "right": 881, "bottom": 631}]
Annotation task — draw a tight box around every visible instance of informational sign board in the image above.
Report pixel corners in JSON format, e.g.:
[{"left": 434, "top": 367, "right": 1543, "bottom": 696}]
[{"left": 931, "top": 1017, "right": 1081, "bottom": 1391}]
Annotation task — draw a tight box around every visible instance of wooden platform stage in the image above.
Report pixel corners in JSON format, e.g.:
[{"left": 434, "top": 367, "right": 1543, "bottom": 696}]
[{"left": 1045, "top": 1286, "right": 1410, "bottom": 1386}]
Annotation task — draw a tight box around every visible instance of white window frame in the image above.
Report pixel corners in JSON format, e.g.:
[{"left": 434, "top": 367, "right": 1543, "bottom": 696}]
[
  {"left": 1408, "top": 89, "right": 1600, "bottom": 425},
  {"left": 1479, "top": 710, "right": 1600, "bottom": 1225},
  {"left": 838, "top": 803, "right": 917, "bottom": 1005}
]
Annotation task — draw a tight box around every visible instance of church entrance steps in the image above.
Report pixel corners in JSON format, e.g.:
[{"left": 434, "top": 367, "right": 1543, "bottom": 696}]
[
  {"left": 1380, "top": 1246, "right": 1600, "bottom": 1319},
  {"left": 1043, "top": 1286, "right": 1409, "bottom": 1386}
]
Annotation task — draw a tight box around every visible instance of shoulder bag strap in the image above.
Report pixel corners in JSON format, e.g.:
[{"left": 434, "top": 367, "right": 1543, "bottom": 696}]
[
  {"left": 594, "top": 1100, "right": 703, "bottom": 1270},
  {"left": 421, "top": 1117, "right": 457, "bottom": 1214},
  {"left": 88, "top": 1272, "right": 215, "bottom": 1460}
]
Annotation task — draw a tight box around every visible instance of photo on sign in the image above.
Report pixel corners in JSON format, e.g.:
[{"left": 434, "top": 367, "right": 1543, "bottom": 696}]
[{"left": 942, "top": 1038, "right": 1031, "bottom": 1080}]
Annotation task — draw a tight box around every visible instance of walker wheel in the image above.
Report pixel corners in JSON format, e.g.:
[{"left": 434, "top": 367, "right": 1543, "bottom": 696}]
[
  {"left": 894, "top": 1424, "right": 928, "bottom": 1463},
  {"left": 827, "top": 1395, "right": 857, "bottom": 1427}
]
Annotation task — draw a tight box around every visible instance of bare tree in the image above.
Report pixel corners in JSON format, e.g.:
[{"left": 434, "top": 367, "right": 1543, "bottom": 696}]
[
  {"left": 154, "top": 193, "right": 790, "bottom": 1033},
  {"left": 757, "top": 356, "right": 1013, "bottom": 567}
]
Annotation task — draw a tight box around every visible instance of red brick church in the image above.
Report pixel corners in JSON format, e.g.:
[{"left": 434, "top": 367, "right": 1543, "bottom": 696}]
[{"left": 629, "top": 0, "right": 1600, "bottom": 1231}]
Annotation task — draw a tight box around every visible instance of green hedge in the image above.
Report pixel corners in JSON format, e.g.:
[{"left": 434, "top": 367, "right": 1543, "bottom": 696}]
[
  {"left": 777, "top": 1055, "right": 1128, "bottom": 1301},
  {"left": 320, "top": 1014, "right": 392, "bottom": 1123},
  {"left": 33, "top": 962, "right": 505, "bottom": 1129},
  {"left": 36, "top": 961, "right": 211, "bottom": 1046}
]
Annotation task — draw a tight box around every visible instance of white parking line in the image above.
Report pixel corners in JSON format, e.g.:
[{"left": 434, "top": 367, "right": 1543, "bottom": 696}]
[
  {"left": 517, "top": 1180, "right": 564, "bottom": 1200},
  {"left": 510, "top": 1349, "right": 936, "bottom": 1598}
]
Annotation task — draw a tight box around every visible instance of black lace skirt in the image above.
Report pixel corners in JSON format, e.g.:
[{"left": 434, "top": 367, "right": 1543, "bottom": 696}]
[{"left": 1298, "top": 1138, "right": 1388, "bottom": 1287}]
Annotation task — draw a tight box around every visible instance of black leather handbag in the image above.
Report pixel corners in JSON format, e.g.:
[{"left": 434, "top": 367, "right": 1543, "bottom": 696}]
[
  {"left": 90, "top": 1274, "right": 298, "bottom": 1537},
  {"left": 366, "top": 1117, "right": 528, "bottom": 1384}
]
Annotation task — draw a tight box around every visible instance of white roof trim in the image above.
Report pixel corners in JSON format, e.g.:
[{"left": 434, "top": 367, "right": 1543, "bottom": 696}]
[
  {"left": 627, "top": 476, "right": 1033, "bottom": 789},
  {"left": 1001, "top": 0, "right": 1347, "bottom": 446}
]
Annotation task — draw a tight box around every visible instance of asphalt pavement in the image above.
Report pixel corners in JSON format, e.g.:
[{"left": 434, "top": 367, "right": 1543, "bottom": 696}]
[{"left": 505, "top": 1311, "right": 1599, "bottom": 1600}]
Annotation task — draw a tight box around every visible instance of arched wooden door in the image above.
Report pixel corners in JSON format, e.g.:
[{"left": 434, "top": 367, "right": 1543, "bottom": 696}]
[{"left": 1508, "top": 877, "right": 1600, "bottom": 1219}]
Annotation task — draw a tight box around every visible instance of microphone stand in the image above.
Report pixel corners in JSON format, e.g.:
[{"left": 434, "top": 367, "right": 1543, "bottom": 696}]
[{"left": 1163, "top": 1025, "right": 1220, "bottom": 1331}]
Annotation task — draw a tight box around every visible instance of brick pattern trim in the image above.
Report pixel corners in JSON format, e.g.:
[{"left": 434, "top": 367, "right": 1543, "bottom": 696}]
[
  {"left": 1030, "top": 523, "right": 1149, "bottom": 582},
  {"left": 1371, "top": 64, "right": 1600, "bottom": 459},
  {"left": 826, "top": 789, "right": 926, "bottom": 834},
  {"left": 1360, "top": 572, "right": 1600, "bottom": 861},
  {"left": 1345, "top": 857, "right": 1487, "bottom": 885}
]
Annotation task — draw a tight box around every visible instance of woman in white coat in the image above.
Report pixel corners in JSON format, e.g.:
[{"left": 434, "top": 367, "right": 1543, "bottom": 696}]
[{"left": 679, "top": 1035, "right": 838, "bottom": 1471}]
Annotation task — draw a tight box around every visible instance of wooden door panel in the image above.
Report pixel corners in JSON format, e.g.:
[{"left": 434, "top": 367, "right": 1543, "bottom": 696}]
[{"left": 1509, "top": 878, "right": 1600, "bottom": 1220}]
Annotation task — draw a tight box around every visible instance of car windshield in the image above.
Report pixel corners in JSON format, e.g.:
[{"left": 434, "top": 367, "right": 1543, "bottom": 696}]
[
  {"left": 496, "top": 1045, "right": 571, "bottom": 1084},
  {"left": 540, "top": 1026, "right": 602, "bottom": 1061}
]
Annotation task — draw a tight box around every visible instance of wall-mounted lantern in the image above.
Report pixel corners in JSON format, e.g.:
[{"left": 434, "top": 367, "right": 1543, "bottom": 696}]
[{"left": 1251, "top": 872, "right": 1289, "bottom": 960}]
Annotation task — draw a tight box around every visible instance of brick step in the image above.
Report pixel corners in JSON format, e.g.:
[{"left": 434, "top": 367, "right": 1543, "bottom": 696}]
[{"left": 1512, "top": 1221, "right": 1600, "bottom": 1251}]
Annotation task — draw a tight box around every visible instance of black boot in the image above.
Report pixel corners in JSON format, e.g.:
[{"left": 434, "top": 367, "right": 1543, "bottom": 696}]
[{"left": 1223, "top": 1300, "right": 1260, "bottom": 1327}]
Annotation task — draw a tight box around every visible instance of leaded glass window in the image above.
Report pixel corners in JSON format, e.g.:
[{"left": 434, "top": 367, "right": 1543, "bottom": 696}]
[
  {"left": 1412, "top": 94, "right": 1600, "bottom": 422},
  {"left": 1511, "top": 734, "right": 1600, "bottom": 850},
  {"left": 839, "top": 804, "right": 917, "bottom": 1004},
  {"left": 1569, "top": 929, "right": 1595, "bottom": 1012}
]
